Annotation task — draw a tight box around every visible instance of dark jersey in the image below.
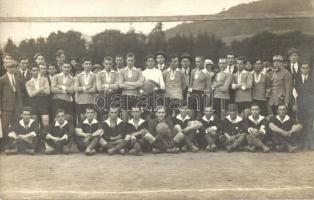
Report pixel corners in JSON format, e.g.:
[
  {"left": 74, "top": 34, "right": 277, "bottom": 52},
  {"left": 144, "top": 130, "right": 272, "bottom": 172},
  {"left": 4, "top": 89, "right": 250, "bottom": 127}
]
[
  {"left": 102, "top": 118, "right": 126, "bottom": 142},
  {"left": 222, "top": 115, "right": 245, "bottom": 136}
]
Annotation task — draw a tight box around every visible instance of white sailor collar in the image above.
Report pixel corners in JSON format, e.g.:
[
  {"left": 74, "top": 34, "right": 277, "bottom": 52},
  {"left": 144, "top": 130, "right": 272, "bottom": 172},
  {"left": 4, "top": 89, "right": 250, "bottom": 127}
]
[
  {"left": 226, "top": 115, "right": 242, "bottom": 123},
  {"left": 176, "top": 114, "right": 190, "bottom": 122},
  {"left": 83, "top": 118, "right": 98, "bottom": 125},
  {"left": 276, "top": 115, "right": 290, "bottom": 123},
  {"left": 55, "top": 120, "right": 68, "bottom": 128},
  {"left": 128, "top": 118, "right": 145, "bottom": 127},
  {"left": 248, "top": 115, "right": 265, "bottom": 124},
  {"left": 104, "top": 117, "right": 123, "bottom": 126},
  {"left": 202, "top": 115, "right": 214, "bottom": 122},
  {"left": 19, "top": 119, "right": 35, "bottom": 128}
]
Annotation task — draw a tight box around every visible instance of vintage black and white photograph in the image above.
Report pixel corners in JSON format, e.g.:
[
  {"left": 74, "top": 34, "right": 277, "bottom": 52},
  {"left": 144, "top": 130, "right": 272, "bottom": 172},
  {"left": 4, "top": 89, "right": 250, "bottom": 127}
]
[{"left": 0, "top": 0, "right": 314, "bottom": 199}]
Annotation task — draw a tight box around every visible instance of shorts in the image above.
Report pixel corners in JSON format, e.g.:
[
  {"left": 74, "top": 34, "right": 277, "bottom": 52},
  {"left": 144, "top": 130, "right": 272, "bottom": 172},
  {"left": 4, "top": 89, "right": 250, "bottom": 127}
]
[
  {"left": 30, "top": 95, "right": 50, "bottom": 116},
  {"left": 121, "top": 95, "right": 138, "bottom": 111},
  {"left": 165, "top": 98, "right": 182, "bottom": 114},
  {"left": 188, "top": 90, "right": 206, "bottom": 111}
]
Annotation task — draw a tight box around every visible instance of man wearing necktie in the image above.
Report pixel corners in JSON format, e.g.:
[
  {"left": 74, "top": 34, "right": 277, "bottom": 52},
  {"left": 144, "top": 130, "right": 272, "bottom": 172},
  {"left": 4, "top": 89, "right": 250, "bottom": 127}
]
[
  {"left": 226, "top": 52, "right": 237, "bottom": 103},
  {"left": 295, "top": 63, "right": 314, "bottom": 149},
  {"left": 288, "top": 48, "right": 300, "bottom": 116},
  {"left": 0, "top": 60, "right": 23, "bottom": 150},
  {"left": 16, "top": 57, "right": 32, "bottom": 107}
]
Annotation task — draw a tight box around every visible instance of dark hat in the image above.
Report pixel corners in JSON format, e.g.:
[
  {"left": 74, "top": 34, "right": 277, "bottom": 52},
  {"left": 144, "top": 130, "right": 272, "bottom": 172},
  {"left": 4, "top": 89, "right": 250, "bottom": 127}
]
[
  {"left": 273, "top": 55, "right": 283, "bottom": 62},
  {"left": 155, "top": 50, "right": 167, "bottom": 58},
  {"left": 145, "top": 54, "right": 155, "bottom": 61},
  {"left": 180, "top": 53, "right": 192, "bottom": 61},
  {"left": 227, "top": 104, "right": 238, "bottom": 112},
  {"left": 34, "top": 52, "right": 44, "bottom": 60},
  {"left": 5, "top": 60, "right": 19, "bottom": 68},
  {"left": 288, "top": 48, "right": 298, "bottom": 55},
  {"left": 70, "top": 57, "right": 79, "bottom": 62},
  {"left": 55, "top": 49, "right": 65, "bottom": 57}
]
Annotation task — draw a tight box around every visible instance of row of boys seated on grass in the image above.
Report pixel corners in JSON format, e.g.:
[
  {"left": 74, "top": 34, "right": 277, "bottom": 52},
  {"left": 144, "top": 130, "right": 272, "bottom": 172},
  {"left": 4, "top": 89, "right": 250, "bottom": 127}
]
[{"left": 4, "top": 102, "right": 302, "bottom": 156}]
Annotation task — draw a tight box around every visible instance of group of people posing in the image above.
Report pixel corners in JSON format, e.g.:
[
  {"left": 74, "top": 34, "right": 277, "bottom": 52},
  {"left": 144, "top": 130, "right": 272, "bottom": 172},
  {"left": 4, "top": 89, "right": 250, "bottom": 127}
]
[{"left": 0, "top": 48, "right": 313, "bottom": 155}]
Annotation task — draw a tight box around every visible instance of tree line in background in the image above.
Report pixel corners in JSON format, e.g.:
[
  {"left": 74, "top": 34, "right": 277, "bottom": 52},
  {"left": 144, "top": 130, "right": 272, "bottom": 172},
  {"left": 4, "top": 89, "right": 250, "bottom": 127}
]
[{"left": 1, "top": 22, "right": 314, "bottom": 67}]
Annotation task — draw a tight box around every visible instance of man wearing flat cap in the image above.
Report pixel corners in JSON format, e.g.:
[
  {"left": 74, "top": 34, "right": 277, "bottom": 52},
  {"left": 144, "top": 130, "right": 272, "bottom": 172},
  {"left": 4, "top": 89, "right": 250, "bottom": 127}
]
[
  {"left": 34, "top": 52, "right": 46, "bottom": 66},
  {"left": 268, "top": 55, "right": 292, "bottom": 115},
  {"left": 0, "top": 60, "right": 23, "bottom": 150},
  {"left": 155, "top": 51, "right": 169, "bottom": 71}
]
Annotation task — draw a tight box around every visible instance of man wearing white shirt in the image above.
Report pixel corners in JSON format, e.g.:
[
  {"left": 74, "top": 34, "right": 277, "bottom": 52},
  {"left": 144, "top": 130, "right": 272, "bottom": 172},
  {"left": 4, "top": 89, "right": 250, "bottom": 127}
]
[{"left": 141, "top": 55, "right": 165, "bottom": 117}]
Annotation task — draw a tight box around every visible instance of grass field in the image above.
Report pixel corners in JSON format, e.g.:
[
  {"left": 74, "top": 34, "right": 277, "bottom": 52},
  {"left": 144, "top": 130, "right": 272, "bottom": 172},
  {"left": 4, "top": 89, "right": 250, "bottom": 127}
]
[{"left": 1, "top": 151, "right": 314, "bottom": 200}]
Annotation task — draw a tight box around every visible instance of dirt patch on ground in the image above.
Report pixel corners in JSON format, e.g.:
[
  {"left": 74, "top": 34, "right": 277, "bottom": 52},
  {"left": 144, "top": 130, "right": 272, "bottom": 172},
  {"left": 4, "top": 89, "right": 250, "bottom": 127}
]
[{"left": 1, "top": 151, "right": 314, "bottom": 199}]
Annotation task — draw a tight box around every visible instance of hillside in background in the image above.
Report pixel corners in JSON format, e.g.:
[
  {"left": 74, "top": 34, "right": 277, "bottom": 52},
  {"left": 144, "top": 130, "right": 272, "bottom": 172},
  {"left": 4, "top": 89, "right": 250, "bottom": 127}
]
[{"left": 165, "top": 0, "right": 314, "bottom": 44}]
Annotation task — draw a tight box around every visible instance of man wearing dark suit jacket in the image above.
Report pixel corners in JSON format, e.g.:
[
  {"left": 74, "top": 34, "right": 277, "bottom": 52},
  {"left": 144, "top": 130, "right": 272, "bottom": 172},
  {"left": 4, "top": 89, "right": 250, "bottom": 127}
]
[
  {"left": 16, "top": 57, "right": 32, "bottom": 106},
  {"left": 295, "top": 63, "right": 314, "bottom": 149},
  {"left": 0, "top": 60, "right": 23, "bottom": 150},
  {"left": 287, "top": 48, "right": 301, "bottom": 115},
  {"left": 226, "top": 52, "right": 238, "bottom": 103}
]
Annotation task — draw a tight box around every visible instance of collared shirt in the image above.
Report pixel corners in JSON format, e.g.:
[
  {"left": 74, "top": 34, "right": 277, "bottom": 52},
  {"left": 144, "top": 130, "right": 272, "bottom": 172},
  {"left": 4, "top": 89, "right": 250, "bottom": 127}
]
[
  {"left": 128, "top": 118, "right": 145, "bottom": 129},
  {"left": 142, "top": 68, "right": 165, "bottom": 90},
  {"left": 168, "top": 68, "right": 180, "bottom": 80},
  {"left": 62, "top": 73, "right": 70, "bottom": 84},
  {"left": 158, "top": 63, "right": 165, "bottom": 71},
  {"left": 55, "top": 120, "right": 68, "bottom": 128},
  {"left": 301, "top": 74, "right": 308, "bottom": 84},
  {"left": 19, "top": 119, "right": 35, "bottom": 129},
  {"left": 31, "top": 77, "right": 40, "bottom": 90},
  {"left": 182, "top": 67, "right": 190, "bottom": 76},
  {"left": 7, "top": 72, "right": 16, "bottom": 92},
  {"left": 291, "top": 62, "right": 298, "bottom": 75},
  {"left": 80, "top": 71, "right": 94, "bottom": 85},
  {"left": 126, "top": 67, "right": 136, "bottom": 78},
  {"left": 227, "top": 65, "right": 235, "bottom": 74},
  {"left": 202, "top": 115, "right": 214, "bottom": 122},
  {"left": 20, "top": 69, "right": 28, "bottom": 78},
  {"left": 101, "top": 69, "right": 115, "bottom": 83}
]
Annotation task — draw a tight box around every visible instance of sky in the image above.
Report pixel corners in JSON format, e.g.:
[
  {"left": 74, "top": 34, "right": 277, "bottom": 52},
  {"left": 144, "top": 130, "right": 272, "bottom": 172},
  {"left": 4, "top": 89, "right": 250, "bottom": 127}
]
[{"left": 0, "top": 0, "right": 257, "bottom": 47}]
